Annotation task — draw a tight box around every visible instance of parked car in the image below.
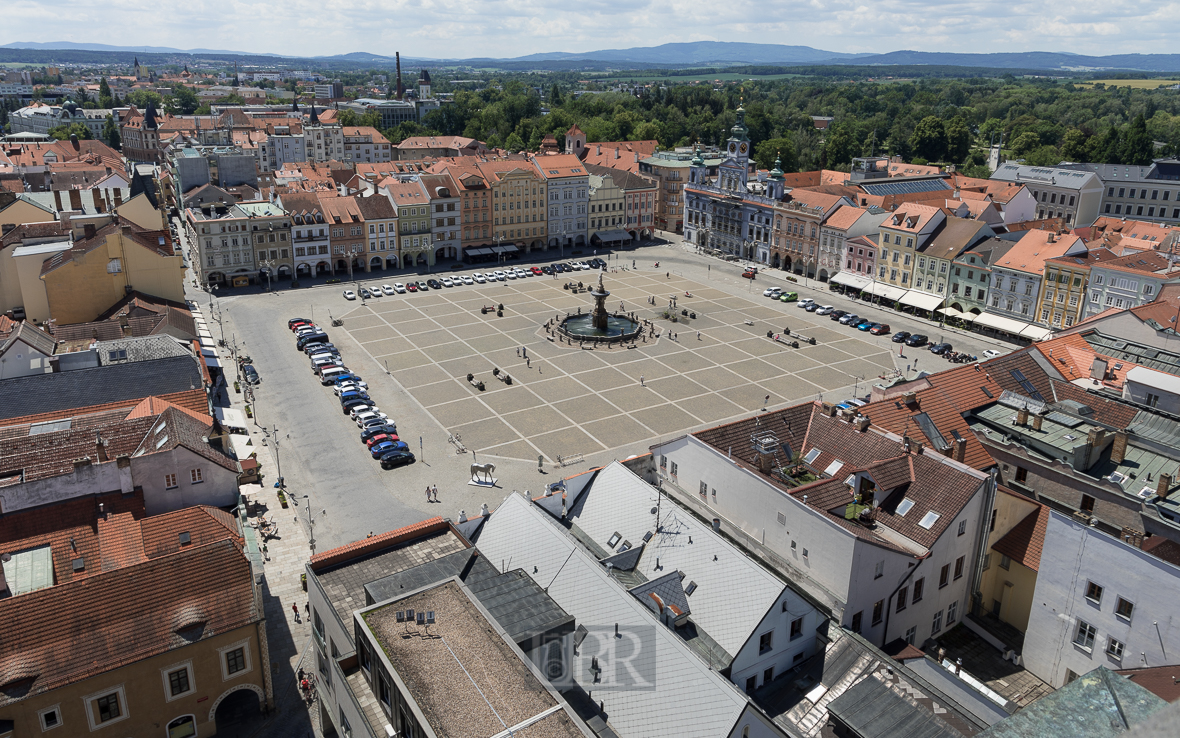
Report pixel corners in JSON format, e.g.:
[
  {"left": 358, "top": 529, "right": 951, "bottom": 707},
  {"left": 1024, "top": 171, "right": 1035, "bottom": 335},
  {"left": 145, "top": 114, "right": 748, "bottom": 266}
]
[
  {"left": 365, "top": 432, "right": 400, "bottom": 448},
  {"left": 815, "top": 305, "right": 834, "bottom": 315},
  {"left": 552, "top": 263, "right": 565, "bottom": 273},
  {"left": 797, "top": 298, "right": 815, "bottom": 309},
  {"left": 763, "top": 287, "right": 779, "bottom": 297},
  {"left": 541, "top": 266, "right": 554, "bottom": 275},
  {"left": 370, "top": 440, "right": 409, "bottom": 458},
  {"left": 891, "top": 331, "right": 911, "bottom": 343},
  {"left": 930, "top": 342, "right": 953, "bottom": 355},
  {"left": 296, "top": 334, "right": 329, "bottom": 350},
  {"left": 359, "top": 288, "right": 373, "bottom": 299},
  {"left": 905, "top": 334, "right": 929, "bottom": 347},
  {"left": 361, "top": 425, "right": 398, "bottom": 443},
  {"left": 741, "top": 269, "right": 757, "bottom": 279},
  {"left": 869, "top": 323, "right": 891, "bottom": 335},
  {"left": 406, "top": 282, "right": 419, "bottom": 292},
  {"left": 805, "top": 302, "right": 821, "bottom": 312},
  {"left": 358, "top": 414, "right": 390, "bottom": 429},
  {"left": 393, "top": 283, "right": 406, "bottom": 293},
  {"left": 288, "top": 318, "right": 313, "bottom": 330},
  {"left": 243, "top": 365, "right": 260, "bottom": 384},
  {"left": 304, "top": 342, "right": 337, "bottom": 355},
  {"left": 473, "top": 272, "right": 487, "bottom": 283},
  {"left": 851, "top": 317, "right": 872, "bottom": 329},
  {"left": 426, "top": 279, "right": 442, "bottom": 289},
  {"left": 830, "top": 310, "right": 847, "bottom": 321},
  {"left": 342, "top": 398, "right": 370, "bottom": 414},
  {"left": 982, "top": 349, "right": 1003, "bottom": 359},
  {"left": 382, "top": 284, "right": 397, "bottom": 296},
  {"left": 779, "top": 292, "right": 798, "bottom": 302},
  {"left": 379, "top": 449, "right": 416, "bottom": 469},
  {"left": 857, "top": 321, "right": 876, "bottom": 331},
  {"left": 461, "top": 276, "right": 474, "bottom": 285},
  {"left": 343, "top": 290, "right": 357, "bottom": 300},
  {"left": 839, "top": 313, "right": 859, "bottom": 325},
  {"left": 440, "top": 277, "right": 452, "bottom": 287}
]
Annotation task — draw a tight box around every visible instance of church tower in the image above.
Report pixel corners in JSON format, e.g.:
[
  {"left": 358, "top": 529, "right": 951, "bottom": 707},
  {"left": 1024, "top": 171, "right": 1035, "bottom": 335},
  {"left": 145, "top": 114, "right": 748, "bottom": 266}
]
[
  {"left": 689, "top": 143, "right": 707, "bottom": 185},
  {"left": 719, "top": 103, "right": 750, "bottom": 194},
  {"left": 418, "top": 69, "right": 432, "bottom": 99},
  {"left": 766, "top": 152, "right": 785, "bottom": 200}
]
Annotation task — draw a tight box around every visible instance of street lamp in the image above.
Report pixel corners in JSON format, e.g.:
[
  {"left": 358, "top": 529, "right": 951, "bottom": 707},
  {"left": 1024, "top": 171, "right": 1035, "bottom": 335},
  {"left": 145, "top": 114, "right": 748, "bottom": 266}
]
[
  {"left": 259, "top": 258, "right": 276, "bottom": 292},
  {"left": 288, "top": 489, "right": 325, "bottom": 555}
]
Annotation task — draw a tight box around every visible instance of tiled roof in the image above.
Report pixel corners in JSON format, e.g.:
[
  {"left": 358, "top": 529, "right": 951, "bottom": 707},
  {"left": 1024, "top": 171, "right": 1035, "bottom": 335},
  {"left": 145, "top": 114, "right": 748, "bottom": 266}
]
[
  {"left": 695, "top": 403, "right": 986, "bottom": 551},
  {"left": 139, "top": 505, "right": 241, "bottom": 558},
  {"left": 0, "top": 322, "right": 56, "bottom": 358},
  {"left": 309, "top": 516, "right": 452, "bottom": 572},
  {"left": 134, "top": 404, "right": 238, "bottom": 472},
  {"left": 0, "top": 220, "right": 70, "bottom": 248},
  {"left": 354, "top": 193, "right": 397, "bottom": 219},
  {"left": 0, "top": 355, "right": 205, "bottom": 421},
  {"left": 991, "top": 500, "right": 1048, "bottom": 572},
  {"left": 823, "top": 205, "right": 870, "bottom": 231},
  {"left": 0, "top": 414, "right": 157, "bottom": 482},
  {"left": 787, "top": 189, "right": 847, "bottom": 214},
  {"left": 0, "top": 538, "right": 256, "bottom": 707},
  {"left": 0, "top": 389, "right": 207, "bottom": 429},
  {"left": 922, "top": 217, "right": 993, "bottom": 261},
  {"left": 1115, "top": 665, "right": 1180, "bottom": 703},
  {"left": 40, "top": 220, "right": 175, "bottom": 277},
  {"left": 993, "top": 230, "right": 1086, "bottom": 276},
  {"left": 583, "top": 162, "right": 658, "bottom": 191},
  {"left": 1140, "top": 536, "right": 1180, "bottom": 568}
]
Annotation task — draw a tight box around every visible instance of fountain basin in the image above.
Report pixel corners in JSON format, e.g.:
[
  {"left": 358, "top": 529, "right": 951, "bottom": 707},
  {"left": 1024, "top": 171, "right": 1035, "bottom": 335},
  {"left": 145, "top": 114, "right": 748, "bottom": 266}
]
[{"left": 558, "top": 313, "right": 641, "bottom": 343}]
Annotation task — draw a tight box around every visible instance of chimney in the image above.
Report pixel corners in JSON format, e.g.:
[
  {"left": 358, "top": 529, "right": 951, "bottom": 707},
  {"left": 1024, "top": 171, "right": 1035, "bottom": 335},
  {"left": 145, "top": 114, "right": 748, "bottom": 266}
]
[
  {"left": 1016, "top": 406, "right": 1029, "bottom": 426},
  {"left": 53, "top": 189, "right": 63, "bottom": 211},
  {"left": 597, "top": 144, "right": 601, "bottom": 155},
  {"left": 1110, "top": 430, "right": 1129, "bottom": 464},
  {"left": 954, "top": 437, "right": 967, "bottom": 463},
  {"left": 83, "top": 223, "right": 96, "bottom": 239},
  {"left": 395, "top": 52, "right": 403, "bottom": 100},
  {"left": 1157, "top": 472, "right": 1172, "bottom": 500},
  {"left": 1087, "top": 427, "right": 1106, "bottom": 449},
  {"left": 1032, "top": 413, "right": 1043, "bottom": 431},
  {"left": 822, "top": 402, "right": 837, "bottom": 417},
  {"left": 855, "top": 415, "right": 871, "bottom": 432},
  {"left": 69, "top": 189, "right": 83, "bottom": 211},
  {"left": 96, "top": 432, "right": 108, "bottom": 463},
  {"left": 1048, "top": 232, "right": 1056, "bottom": 243},
  {"left": 758, "top": 449, "right": 774, "bottom": 474},
  {"left": 903, "top": 391, "right": 918, "bottom": 408}
]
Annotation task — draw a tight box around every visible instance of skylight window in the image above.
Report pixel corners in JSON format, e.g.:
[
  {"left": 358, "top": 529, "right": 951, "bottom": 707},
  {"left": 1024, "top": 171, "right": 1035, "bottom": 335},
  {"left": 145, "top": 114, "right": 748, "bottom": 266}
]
[
  {"left": 803, "top": 448, "right": 821, "bottom": 464},
  {"left": 823, "top": 460, "right": 844, "bottom": 476},
  {"left": 919, "top": 511, "right": 941, "bottom": 529},
  {"left": 896, "top": 499, "right": 915, "bottom": 516},
  {"left": 607, "top": 532, "right": 621, "bottom": 548},
  {"left": 154, "top": 434, "right": 169, "bottom": 449}
]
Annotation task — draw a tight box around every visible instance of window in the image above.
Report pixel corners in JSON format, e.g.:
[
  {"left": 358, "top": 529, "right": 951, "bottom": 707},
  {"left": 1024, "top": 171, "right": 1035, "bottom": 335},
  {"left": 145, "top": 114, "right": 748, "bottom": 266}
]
[
  {"left": 38, "top": 705, "right": 62, "bottom": 731},
  {"left": 875, "top": 560, "right": 884, "bottom": 579},
  {"left": 1074, "top": 620, "right": 1097, "bottom": 651},
  {"left": 790, "top": 617, "right": 804, "bottom": 641},
  {"left": 670, "top": 461, "right": 678, "bottom": 477},
  {"left": 958, "top": 520, "right": 967, "bottom": 536},
  {"left": 759, "top": 631, "right": 773, "bottom": 654},
  {"left": 226, "top": 647, "right": 246, "bottom": 674},
  {"left": 1106, "top": 637, "right": 1125, "bottom": 660},
  {"left": 190, "top": 468, "right": 203, "bottom": 484},
  {"left": 954, "top": 556, "right": 964, "bottom": 580},
  {"left": 165, "top": 473, "right": 178, "bottom": 489},
  {"left": 931, "top": 609, "right": 943, "bottom": 635},
  {"left": 1116, "top": 598, "right": 1135, "bottom": 621},
  {"left": 947, "top": 601, "right": 958, "bottom": 624},
  {"left": 1081, "top": 494, "right": 1095, "bottom": 513},
  {"left": 940, "top": 564, "right": 950, "bottom": 588},
  {"left": 872, "top": 600, "right": 884, "bottom": 625},
  {"left": 912, "top": 578, "right": 924, "bottom": 603},
  {"left": 219, "top": 638, "right": 253, "bottom": 680},
  {"left": 1000, "top": 555, "right": 1011, "bottom": 570},
  {"left": 905, "top": 626, "right": 917, "bottom": 645},
  {"left": 851, "top": 611, "right": 863, "bottom": 633},
  {"left": 700, "top": 480, "right": 708, "bottom": 497},
  {"left": 96, "top": 693, "right": 121, "bottom": 722},
  {"left": 1085, "top": 581, "right": 1104, "bottom": 603},
  {"left": 169, "top": 667, "right": 191, "bottom": 696},
  {"left": 896, "top": 587, "right": 908, "bottom": 612}
]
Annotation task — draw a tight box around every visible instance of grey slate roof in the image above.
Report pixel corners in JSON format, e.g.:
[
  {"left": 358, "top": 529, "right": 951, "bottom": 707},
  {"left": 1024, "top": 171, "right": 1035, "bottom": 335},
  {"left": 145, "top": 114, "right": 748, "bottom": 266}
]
[
  {"left": 0, "top": 355, "right": 204, "bottom": 421},
  {"left": 828, "top": 673, "right": 964, "bottom": 738},
  {"left": 97, "top": 335, "right": 191, "bottom": 365},
  {"left": 629, "top": 570, "right": 691, "bottom": 620}
]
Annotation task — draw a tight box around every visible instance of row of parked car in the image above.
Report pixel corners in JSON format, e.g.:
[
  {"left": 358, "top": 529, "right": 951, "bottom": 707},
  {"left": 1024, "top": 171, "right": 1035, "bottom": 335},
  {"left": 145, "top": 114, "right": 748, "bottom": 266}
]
[
  {"left": 343, "top": 259, "right": 609, "bottom": 300},
  {"left": 288, "top": 318, "right": 416, "bottom": 470}
]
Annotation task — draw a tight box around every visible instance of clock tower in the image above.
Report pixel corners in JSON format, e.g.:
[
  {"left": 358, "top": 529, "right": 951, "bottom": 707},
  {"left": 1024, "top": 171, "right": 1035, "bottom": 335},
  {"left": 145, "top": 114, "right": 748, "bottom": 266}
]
[{"left": 720, "top": 104, "right": 750, "bottom": 193}]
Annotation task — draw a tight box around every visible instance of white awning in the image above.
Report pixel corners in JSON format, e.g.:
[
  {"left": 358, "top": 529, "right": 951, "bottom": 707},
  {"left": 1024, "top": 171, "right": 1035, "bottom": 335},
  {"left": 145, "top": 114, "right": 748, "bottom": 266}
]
[
  {"left": 596, "top": 229, "right": 632, "bottom": 242},
  {"left": 215, "top": 406, "right": 249, "bottom": 430},
  {"left": 229, "top": 433, "right": 254, "bottom": 460},
  {"left": 899, "top": 290, "right": 946, "bottom": 311},
  {"left": 937, "top": 306, "right": 978, "bottom": 323},
  {"left": 1020, "top": 324, "right": 1054, "bottom": 341},
  {"left": 863, "top": 282, "right": 907, "bottom": 301},
  {"left": 831, "top": 272, "right": 872, "bottom": 289},
  {"left": 973, "top": 312, "right": 1034, "bottom": 334}
]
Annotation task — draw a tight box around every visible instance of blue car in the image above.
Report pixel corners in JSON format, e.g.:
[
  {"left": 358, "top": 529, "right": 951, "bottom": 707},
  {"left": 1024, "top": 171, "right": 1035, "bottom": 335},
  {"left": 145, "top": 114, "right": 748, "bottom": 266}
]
[
  {"left": 370, "top": 440, "right": 409, "bottom": 458},
  {"left": 857, "top": 321, "right": 877, "bottom": 332}
]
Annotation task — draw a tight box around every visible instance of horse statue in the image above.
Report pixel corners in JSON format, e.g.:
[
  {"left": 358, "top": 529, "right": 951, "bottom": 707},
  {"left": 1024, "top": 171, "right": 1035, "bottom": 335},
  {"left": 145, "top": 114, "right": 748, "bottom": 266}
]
[{"left": 470, "top": 462, "right": 496, "bottom": 484}]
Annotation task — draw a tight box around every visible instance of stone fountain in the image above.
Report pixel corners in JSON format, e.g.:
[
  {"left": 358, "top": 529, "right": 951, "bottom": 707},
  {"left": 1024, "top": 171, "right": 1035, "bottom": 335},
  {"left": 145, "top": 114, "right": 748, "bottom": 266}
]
[{"left": 555, "top": 272, "right": 641, "bottom": 344}]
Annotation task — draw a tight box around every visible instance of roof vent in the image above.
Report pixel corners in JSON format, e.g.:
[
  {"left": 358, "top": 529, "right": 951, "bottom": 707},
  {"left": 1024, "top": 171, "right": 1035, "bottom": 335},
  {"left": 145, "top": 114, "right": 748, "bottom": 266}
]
[
  {"left": 179, "top": 532, "right": 191, "bottom": 546},
  {"left": 71, "top": 557, "right": 85, "bottom": 572}
]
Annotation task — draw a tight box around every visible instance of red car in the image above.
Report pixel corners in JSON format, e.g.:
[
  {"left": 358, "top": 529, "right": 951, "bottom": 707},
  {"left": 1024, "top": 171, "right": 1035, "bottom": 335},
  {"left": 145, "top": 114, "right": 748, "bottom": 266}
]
[
  {"left": 531, "top": 266, "right": 543, "bottom": 275},
  {"left": 365, "top": 433, "right": 399, "bottom": 447},
  {"left": 407, "top": 283, "right": 419, "bottom": 292},
  {"left": 288, "top": 319, "right": 314, "bottom": 331},
  {"left": 741, "top": 270, "right": 756, "bottom": 279},
  {"left": 869, "top": 323, "right": 891, "bottom": 335}
]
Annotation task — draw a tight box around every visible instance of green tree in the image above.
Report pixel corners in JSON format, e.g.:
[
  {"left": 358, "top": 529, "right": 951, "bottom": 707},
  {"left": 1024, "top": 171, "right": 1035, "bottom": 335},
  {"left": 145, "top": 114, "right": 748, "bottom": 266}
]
[
  {"left": 961, "top": 163, "right": 992, "bottom": 179},
  {"left": 1090, "top": 127, "right": 1122, "bottom": 163},
  {"left": 755, "top": 136, "right": 799, "bottom": 172},
  {"left": 1023, "top": 146, "right": 1062, "bottom": 167},
  {"left": 102, "top": 114, "right": 121, "bottom": 150},
  {"left": 945, "top": 118, "right": 971, "bottom": 163},
  {"left": 1120, "top": 114, "right": 1154, "bottom": 165},
  {"left": 1058, "top": 128, "right": 1090, "bottom": 161},
  {"left": 126, "top": 89, "right": 164, "bottom": 109},
  {"left": 821, "top": 126, "right": 857, "bottom": 167},
  {"left": 909, "top": 116, "right": 948, "bottom": 162},
  {"left": 165, "top": 84, "right": 201, "bottom": 115},
  {"left": 48, "top": 123, "right": 92, "bottom": 141},
  {"left": 99, "top": 76, "right": 112, "bottom": 104},
  {"left": 504, "top": 132, "right": 524, "bottom": 151},
  {"left": 1010, "top": 132, "right": 1041, "bottom": 157}
]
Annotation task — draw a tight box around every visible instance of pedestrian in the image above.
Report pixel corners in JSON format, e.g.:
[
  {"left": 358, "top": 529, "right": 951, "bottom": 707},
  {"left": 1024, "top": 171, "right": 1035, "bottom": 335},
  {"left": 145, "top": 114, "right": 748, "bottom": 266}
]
[
  {"left": 426, "top": 485, "right": 432, "bottom": 503},
  {"left": 305, "top": 601, "right": 310, "bottom": 617},
  {"left": 640, "top": 375, "right": 645, "bottom": 386},
  {"left": 526, "top": 357, "right": 531, "bottom": 368},
  {"left": 292, "top": 602, "right": 300, "bottom": 622},
  {"left": 432, "top": 484, "right": 438, "bottom": 502},
  {"left": 516, "top": 347, "right": 520, "bottom": 357},
  {"left": 262, "top": 543, "right": 268, "bottom": 561},
  {"left": 697, "top": 331, "right": 701, "bottom": 340},
  {"left": 523, "top": 346, "right": 527, "bottom": 359}
]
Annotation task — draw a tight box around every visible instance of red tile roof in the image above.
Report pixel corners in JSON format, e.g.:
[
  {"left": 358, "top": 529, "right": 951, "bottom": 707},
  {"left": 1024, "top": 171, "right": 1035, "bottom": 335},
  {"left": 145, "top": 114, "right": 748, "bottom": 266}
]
[
  {"left": 1115, "top": 665, "right": 1180, "bottom": 703},
  {"left": 991, "top": 500, "right": 1049, "bottom": 572},
  {"left": 309, "top": 516, "right": 456, "bottom": 572}
]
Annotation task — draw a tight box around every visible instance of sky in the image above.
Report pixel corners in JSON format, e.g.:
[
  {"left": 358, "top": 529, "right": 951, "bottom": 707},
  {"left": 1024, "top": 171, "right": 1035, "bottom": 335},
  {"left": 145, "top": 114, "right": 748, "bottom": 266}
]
[{"left": 2, "top": 0, "right": 1176, "bottom": 58}]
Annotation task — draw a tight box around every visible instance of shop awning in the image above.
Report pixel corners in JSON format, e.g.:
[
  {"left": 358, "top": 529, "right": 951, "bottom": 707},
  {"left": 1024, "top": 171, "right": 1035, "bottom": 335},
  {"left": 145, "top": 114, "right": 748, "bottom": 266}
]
[
  {"left": 937, "top": 306, "right": 978, "bottom": 323},
  {"left": 863, "top": 282, "right": 908, "bottom": 301},
  {"left": 899, "top": 290, "right": 946, "bottom": 311},
  {"left": 204, "top": 355, "right": 222, "bottom": 368},
  {"left": 1020, "top": 324, "right": 1054, "bottom": 341},
  {"left": 215, "top": 406, "right": 249, "bottom": 430},
  {"left": 596, "top": 229, "right": 632, "bottom": 242},
  {"left": 973, "top": 312, "right": 1034, "bottom": 334},
  {"left": 831, "top": 272, "right": 873, "bottom": 289}
]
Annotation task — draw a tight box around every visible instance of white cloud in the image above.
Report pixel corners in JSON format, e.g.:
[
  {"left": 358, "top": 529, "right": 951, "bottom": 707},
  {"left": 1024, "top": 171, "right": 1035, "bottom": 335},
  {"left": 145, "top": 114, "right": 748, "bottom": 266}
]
[{"left": 1, "top": 0, "right": 1176, "bottom": 58}]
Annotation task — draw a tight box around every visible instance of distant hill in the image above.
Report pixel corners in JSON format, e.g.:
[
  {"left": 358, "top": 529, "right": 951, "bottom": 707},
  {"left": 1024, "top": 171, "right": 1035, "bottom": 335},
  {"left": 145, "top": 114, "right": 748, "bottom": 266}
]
[
  {"left": 0, "top": 41, "right": 256, "bottom": 55},
  {"left": 846, "top": 50, "right": 1180, "bottom": 72},
  {"left": 502, "top": 41, "right": 866, "bottom": 65}
]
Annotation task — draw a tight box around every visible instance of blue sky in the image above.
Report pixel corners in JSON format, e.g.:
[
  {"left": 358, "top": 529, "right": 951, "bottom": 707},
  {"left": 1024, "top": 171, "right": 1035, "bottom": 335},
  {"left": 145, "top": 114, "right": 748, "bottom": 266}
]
[{"left": 2, "top": 0, "right": 1173, "bottom": 58}]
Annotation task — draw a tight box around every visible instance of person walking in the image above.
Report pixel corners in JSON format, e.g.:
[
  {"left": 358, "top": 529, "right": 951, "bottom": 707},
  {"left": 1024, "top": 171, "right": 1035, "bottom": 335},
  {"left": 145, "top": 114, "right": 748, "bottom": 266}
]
[
  {"left": 432, "top": 484, "right": 439, "bottom": 502},
  {"left": 697, "top": 331, "right": 701, "bottom": 340},
  {"left": 292, "top": 602, "right": 301, "bottom": 623},
  {"left": 426, "top": 485, "right": 432, "bottom": 503},
  {"left": 640, "top": 375, "right": 645, "bottom": 386},
  {"left": 522, "top": 346, "right": 527, "bottom": 359}
]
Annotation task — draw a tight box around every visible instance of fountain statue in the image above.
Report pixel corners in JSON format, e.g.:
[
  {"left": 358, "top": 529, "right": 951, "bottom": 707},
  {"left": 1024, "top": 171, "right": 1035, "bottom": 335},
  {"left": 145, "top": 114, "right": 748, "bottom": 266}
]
[{"left": 555, "top": 273, "right": 641, "bottom": 344}]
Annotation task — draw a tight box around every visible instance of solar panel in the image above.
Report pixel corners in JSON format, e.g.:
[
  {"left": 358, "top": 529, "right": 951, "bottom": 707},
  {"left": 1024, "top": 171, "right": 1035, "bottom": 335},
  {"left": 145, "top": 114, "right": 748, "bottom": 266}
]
[
  {"left": 1008, "top": 370, "right": 1044, "bottom": 401},
  {"left": 1044, "top": 412, "right": 1084, "bottom": 428},
  {"left": 861, "top": 178, "right": 952, "bottom": 196}
]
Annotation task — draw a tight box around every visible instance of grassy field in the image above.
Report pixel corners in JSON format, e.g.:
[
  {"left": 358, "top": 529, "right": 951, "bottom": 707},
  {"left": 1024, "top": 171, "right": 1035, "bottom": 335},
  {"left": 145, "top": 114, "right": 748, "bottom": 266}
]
[
  {"left": 1076, "top": 79, "right": 1180, "bottom": 89},
  {"left": 595, "top": 72, "right": 806, "bottom": 83}
]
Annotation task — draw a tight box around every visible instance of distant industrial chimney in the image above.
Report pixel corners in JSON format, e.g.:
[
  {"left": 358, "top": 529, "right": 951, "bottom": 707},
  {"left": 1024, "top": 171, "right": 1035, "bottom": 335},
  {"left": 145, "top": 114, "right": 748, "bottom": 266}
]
[{"left": 395, "top": 52, "right": 404, "bottom": 101}]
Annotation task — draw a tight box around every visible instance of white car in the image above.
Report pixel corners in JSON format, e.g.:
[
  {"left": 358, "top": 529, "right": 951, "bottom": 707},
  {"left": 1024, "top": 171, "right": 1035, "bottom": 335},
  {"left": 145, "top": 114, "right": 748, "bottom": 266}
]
[
  {"left": 493, "top": 270, "right": 507, "bottom": 281},
  {"left": 442, "top": 277, "right": 454, "bottom": 287},
  {"left": 343, "top": 290, "right": 357, "bottom": 300},
  {"left": 473, "top": 272, "right": 487, "bottom": 283},
  {"left": 333, "top": 382, "right": 364, "bottom": 396},
  {"left": 355, "top": 411, "right": 389, "bottom": 428},
  {"left": 763, "top": 287, "right": 778, "bottom": 297},
  {"left": 815, "top": 305, "right": 834, "bottom": 316},
  {"left": 515, "top": 268, "right": 529, "bottom": 278},
  {"left": 382, "top": 284, "right": 397, "bottom": 296},
  {"left": 982, "top": 349, "right": 1003, "bottom": 359},
  {"left": 797, "top": 298, "right": 814, "bottom": 309},
  {"left": 349, "top": 404, "right": 376, "bottom": 420},
  {"left": 335, "top": 378, "right": 368, "bottom": 390},
  {"left": 461, "top": 275, "right": 474, "bottom": 285},
  {"left": 393, "top": 283, "right": 406, "bottom": 293},
  {"left": 505, "top": 270, "right": 517, "bottom": 279}
]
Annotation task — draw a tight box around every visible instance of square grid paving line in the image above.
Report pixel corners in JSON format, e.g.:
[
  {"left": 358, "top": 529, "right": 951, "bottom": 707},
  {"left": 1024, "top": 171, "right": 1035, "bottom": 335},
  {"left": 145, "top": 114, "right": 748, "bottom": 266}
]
[{"left": 345, "top": 272, "right": 890, "bottom": 461}]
